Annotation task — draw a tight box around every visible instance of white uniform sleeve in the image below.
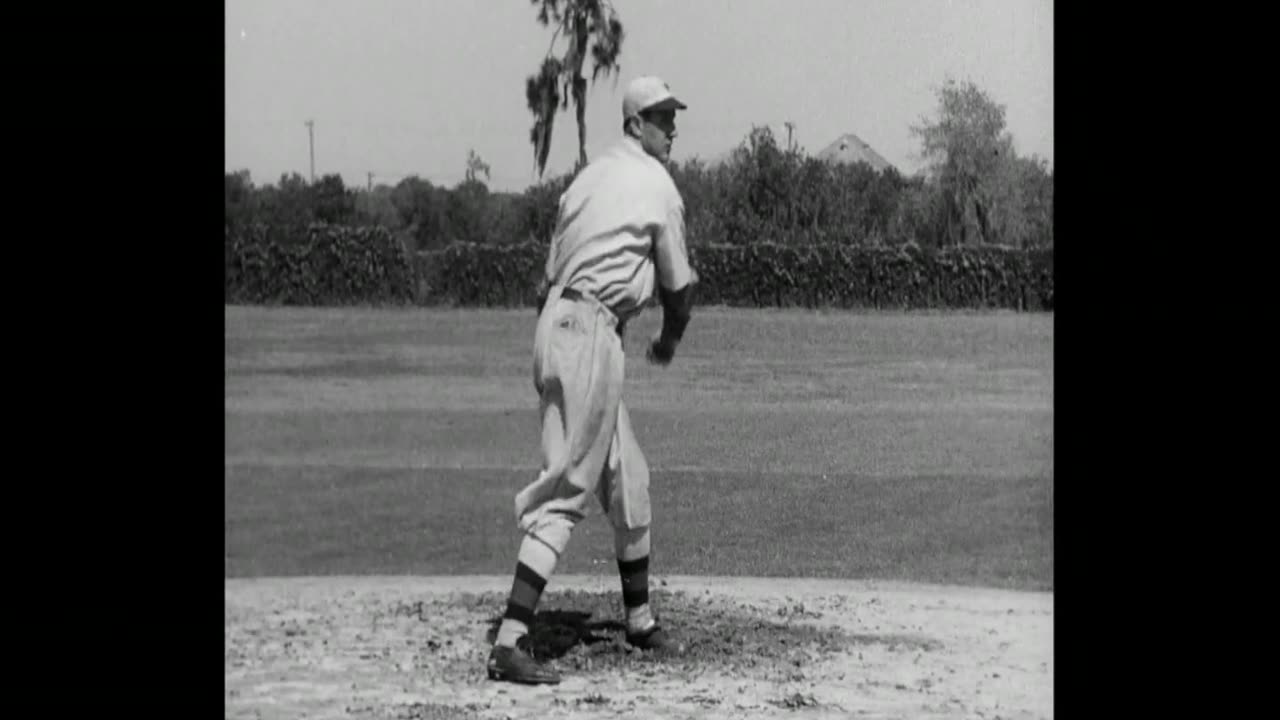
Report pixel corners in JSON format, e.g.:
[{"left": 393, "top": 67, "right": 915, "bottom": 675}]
[{"left": 654, "top": 195, "right": 696, "bottom": 291}]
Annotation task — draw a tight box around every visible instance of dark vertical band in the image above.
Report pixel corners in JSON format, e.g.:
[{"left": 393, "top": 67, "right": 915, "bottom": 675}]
[
  {"left": 618, "top": 555, "right": 650, "bottom": 609},
  {"left": 504, "top": 562, "right": 549, "bottom": 625}
]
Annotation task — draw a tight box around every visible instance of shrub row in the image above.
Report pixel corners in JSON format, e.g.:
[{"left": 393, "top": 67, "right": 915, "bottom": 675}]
[
  {"left": 690, "top": 243, "right": 1054, "bottom": 310},
  {"left": 415, "top": 241, "right": 1053, "bottom": 311},
  {"left": 413, "top": 241, "right": 545, "bottom": 307},
  {"left": 225, "top": 226, "right": 1052, "bottom": 311},
  {"left": 225, "top": 223, "right": 414, "bottom": 305}
]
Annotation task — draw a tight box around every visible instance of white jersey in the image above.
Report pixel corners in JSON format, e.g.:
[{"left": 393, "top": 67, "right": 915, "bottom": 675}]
[{"left": 544, "top": 136, "right": 696, "bottom": 322}]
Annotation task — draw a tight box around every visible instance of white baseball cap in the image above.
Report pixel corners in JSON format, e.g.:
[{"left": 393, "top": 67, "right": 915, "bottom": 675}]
[{"left": 622, "top": 76, "right": 688, "bottom": 119}]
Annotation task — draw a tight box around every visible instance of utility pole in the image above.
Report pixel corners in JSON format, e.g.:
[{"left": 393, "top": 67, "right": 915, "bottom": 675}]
[
  {"left": 367, "top": 171, "right": 374, "bottom": 192},
  {"left": 305, "top": 120, "right": 315, "bottom": 183},
  {"left": 785, "top": 121, "right": 795, "bottom": 153}
]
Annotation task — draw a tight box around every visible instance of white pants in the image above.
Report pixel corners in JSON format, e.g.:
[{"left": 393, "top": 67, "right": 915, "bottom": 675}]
[{"left": 514, "top": 285, "right": 652, "bottom": 550}]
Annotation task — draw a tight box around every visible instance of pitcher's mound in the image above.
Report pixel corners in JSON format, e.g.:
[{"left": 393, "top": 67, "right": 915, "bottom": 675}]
[{"left": 226, "top": 575, "right": 1052, "bottom": 719}]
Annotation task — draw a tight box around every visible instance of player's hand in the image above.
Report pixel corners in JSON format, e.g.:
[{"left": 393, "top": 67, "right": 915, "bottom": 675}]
[{"left": 647, "top": 336, "right": 676, "bottom": 366}]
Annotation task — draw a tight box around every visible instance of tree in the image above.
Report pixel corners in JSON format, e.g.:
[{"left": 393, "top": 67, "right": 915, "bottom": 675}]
[
  {"left": 225, "top": 170, "right": 256, "bottom": 230},
  {"left": 999, "top": 154, "right": 1053, "bottom": 248},
  {"left": 253, "top": 172, "right": 314, "bottom": 236},
  {"left": 390, "top": 177, "right": 446, "bottom": 251},
  {"left": 444, "top": 182, "right": 491, "bottom": 245},
  {"left": 354, "top": 184, "right": 401, "bottom": 231},
  {"left": 910, "top": 78, "right": 1014, "bottom": 246},
  {"left": 225, "top": 169, "right": 253, "bottom": 203},
  {"left": 311, "top": 173, "right": 356, "bottom": 225},
  {"left": 520, "top": 169, "right": 578, "bottom": 244},
  {"left": 465, "top": 149, "right": 492, "bottom": 185},
  {"left": 889, "top": 175, "right": 945, "bottom": 248},
  {"left": 525, "top": 0, "right": 625, "bottom": 178}
]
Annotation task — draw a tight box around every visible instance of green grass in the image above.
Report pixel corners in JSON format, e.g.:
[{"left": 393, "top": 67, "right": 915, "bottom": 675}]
[
  {"left": 225, "top": 465, "right": 1050, "bottom": 589},
  {"left": 225, "top": 305, "right": 1053, "bottom": 590}
]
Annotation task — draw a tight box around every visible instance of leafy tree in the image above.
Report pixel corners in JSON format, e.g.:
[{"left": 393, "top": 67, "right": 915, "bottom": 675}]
[
  {"left": 702, "top": 126, "right": 899, "bottom": 246},
  {"left": 311, "top": 173, "right": 356, "bottom": 225},
  {"left": 390, "top": 177, "right": 446, "bottom": 251},
  {"left": 225, "top": 169, "right": 253, "bottom": 203},
  {"left": 225, "top": 169, "right": 256, "bottom": 230},
  {"left": 446, "top": 179, "right": 492, "bottom": 245},
  {"left": 888, "top": 175, "right": 945, "bottom": 248},
  {"left": 911, "top": 78, "right": 1014, "bottom": 246},
  {"left": 484, "top": 191, "right": 532, "bottom": 245},
  {"left": 668, "top": 158, "right": 730, "bottom": 248},
  {"left": 997, "top": 154, "right": 1053, "bottom": 248},
  {"left": 525, "top": 0, "right": 625, "bottom": 178},
  {"left": 252, "top": 172, "right": 314, "bottom": 237},
  {"left": 520, "top": 170, "right": 578, "bottom": 245},
  {"left": 465, "top": 149, "right": 492, "bottom": 185},
  {"left": 354, "top": 184, "right": 401, "bottom": 230}
]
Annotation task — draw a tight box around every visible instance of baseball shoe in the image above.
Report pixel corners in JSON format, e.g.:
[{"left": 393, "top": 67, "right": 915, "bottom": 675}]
[
  {"left": 626, "top": 620, "right": 674, "bottom": 652},
  {"left": 486, "top": 644, "right": 561, "bottom": 685}
]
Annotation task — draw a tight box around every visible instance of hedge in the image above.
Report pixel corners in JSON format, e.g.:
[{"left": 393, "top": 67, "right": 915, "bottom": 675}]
[
  {"left": 415, "top": 242, "right": 1053, "bottom": 311},
  {"left": 225, "top": 223, "right": 414, "bottom": 305},
  {"left": 414, "top": 241, "right": 545, "bottom": 308},
  {"left": 226, "top": 224, "right": 1052, "bottom": 311}
]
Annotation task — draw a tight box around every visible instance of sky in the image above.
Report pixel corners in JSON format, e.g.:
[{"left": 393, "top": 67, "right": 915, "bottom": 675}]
[{"left": 225, "top": 0, "right": 1053, "bottom": 193}]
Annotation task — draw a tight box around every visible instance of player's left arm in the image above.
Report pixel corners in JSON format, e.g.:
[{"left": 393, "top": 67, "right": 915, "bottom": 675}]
[{"left": 648, "top": 196, "right": 698, "bottom": 365}]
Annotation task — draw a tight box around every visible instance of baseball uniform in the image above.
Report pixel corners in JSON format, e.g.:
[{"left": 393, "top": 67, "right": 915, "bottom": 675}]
[
  {"left": 487, "top": 76, "right": 696, "bottom": 685},
  {"left": 517, "top": 134, "right": 696, "bottom": 538}
]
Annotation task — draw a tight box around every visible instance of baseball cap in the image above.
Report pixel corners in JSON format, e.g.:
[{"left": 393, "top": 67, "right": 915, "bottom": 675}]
[{"left": 622, "top": 76, "right": 688, "bottom": 119}]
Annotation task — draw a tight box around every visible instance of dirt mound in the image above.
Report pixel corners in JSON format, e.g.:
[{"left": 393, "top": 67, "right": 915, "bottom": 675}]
[
  {"left": 226, "top": 575, "right": 1052, "bottom": 719},
  {"left": 409, "top": 588, "right": 883, "bottom": 681}
]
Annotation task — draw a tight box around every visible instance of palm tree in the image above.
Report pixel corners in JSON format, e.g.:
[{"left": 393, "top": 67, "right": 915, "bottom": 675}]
[{"left": 525, "top": 0, "right": 625, "bottom": 179}]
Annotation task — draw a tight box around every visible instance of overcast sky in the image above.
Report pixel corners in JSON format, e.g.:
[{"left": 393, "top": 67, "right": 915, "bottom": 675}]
[{"left": 225, "top": 0, "right": 1053, "bottom": 192}]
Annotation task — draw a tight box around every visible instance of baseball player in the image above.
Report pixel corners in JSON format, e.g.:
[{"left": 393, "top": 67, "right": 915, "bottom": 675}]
[{"left": 486, "top": 75, "right": 698, "bottom": 685}]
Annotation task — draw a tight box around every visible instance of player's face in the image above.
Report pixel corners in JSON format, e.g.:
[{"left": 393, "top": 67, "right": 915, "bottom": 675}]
[{"left": 638, "top": 109, "right": 678, "bottom": 162}]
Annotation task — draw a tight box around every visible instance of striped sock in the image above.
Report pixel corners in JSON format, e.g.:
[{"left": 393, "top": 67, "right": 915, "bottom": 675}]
[
  {"left": 618, "top": 555, "right": 654, "bottom": 632},
  {"left": 495, "top": 536, "right": 559, "bottom": 648},
  {"left": 496, "top": 562, "right": 547, "bottom": 648}
]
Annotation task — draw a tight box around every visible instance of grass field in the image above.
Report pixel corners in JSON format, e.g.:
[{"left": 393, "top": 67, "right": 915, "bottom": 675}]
[{"left": 225, "top": 305, "right": 1053, "bottom": 591}]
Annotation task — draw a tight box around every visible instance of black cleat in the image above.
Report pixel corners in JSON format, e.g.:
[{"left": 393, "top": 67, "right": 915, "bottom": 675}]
[
  {"left": 486, "top": 644, "right": 561, "bottom": 685},
  {"left": 626, "top": 621, "right": 674, "bottom": 652}
]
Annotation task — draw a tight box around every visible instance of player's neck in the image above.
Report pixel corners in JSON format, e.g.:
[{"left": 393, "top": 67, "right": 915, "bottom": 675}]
[{"left": 621, "top": 135, "right": 662, "bottom": 165}]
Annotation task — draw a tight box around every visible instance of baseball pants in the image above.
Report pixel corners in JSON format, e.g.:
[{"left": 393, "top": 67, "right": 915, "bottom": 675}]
[{"left": 514, "top": 284, "right": 651, "bottom": 555}]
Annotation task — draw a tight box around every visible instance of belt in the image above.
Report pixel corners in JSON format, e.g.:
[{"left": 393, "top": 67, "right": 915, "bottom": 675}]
[
  {"left": 544, "top": 285, "right": 625, "bottom": 337},
  {"left": 537, "top": 285, "right": 585, "bottom": 312}
]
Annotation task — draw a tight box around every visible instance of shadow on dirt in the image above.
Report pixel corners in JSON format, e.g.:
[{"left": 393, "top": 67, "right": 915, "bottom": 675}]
[
  {"left": 845, "top": 632, "right": 943, "bottom": 652},
  {"left": 465, "top": 589, "right": 940, "bottom": 680},
  {"left": 483, "top": 609, "right": 628, "bottom": 660}
]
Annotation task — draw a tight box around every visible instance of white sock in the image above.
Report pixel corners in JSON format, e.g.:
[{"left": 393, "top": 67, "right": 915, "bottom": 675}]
[
  {"left": 626, "top": 604, "right": 655, "bottom": 633},
  {"left": 495, "top": 531, "right": 562, "bottom": 649},
  {"left": 496, "top": 618, "right": 529, "bottom": 649}
]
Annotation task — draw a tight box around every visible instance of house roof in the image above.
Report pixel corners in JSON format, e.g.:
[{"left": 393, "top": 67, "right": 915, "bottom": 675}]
[{"left": 814, "top": 133, "right": 895, "bottom": 173}]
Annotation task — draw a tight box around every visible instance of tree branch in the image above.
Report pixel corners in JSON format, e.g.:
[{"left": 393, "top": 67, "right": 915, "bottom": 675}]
[{"left": 545, "top": 23, "right": 562, "bottom": 58}]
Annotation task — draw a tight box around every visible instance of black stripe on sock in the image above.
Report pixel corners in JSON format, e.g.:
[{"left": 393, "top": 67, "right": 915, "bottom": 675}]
[
  {"left": 504, "top": 562, "right": 549, "bottom": 626},
  {"left": 617, "top": 556, "right": 649, "bottom": 575},
  {"left": 623, "top": 586, "right": 649, "bottom": 609},
  {"left": 504, "top": 601, "right": 536, "bottom": 627},
  {"left": 514, "top": 562, "right": 548, "bottom": 592},
  {"left": 618, "top": 555, "right": 650, "bottom": 609}
]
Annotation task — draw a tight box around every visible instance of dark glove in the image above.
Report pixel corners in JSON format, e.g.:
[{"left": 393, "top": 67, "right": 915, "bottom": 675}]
[{"left": 646, "top": 335, "right": 676, "bottom": 365}]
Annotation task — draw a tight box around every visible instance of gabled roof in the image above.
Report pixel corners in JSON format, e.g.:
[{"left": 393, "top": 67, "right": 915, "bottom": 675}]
[{"left": 814, "top": 133, "right": 895, "bottom": 173}]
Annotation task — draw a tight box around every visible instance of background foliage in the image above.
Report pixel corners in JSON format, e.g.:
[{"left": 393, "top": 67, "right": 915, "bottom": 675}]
[{"left": 225, "top": 79, "right": 1052, "bottom": 309}]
